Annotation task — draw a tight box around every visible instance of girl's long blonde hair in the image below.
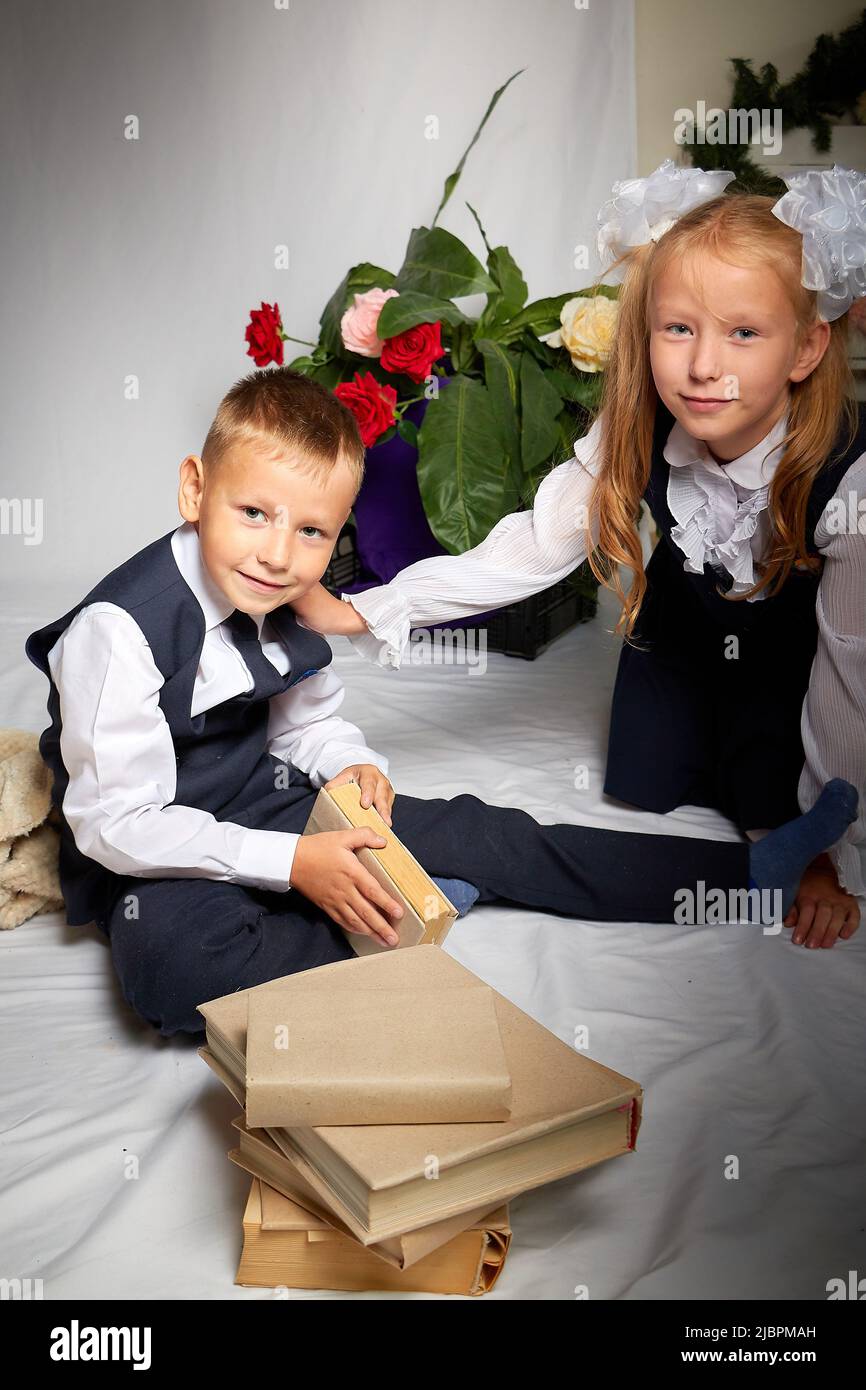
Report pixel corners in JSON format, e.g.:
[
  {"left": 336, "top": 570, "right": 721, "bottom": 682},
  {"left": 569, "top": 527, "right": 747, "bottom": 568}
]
[{"left": 584, "top": 192, "right": 859, "bottom": 641}]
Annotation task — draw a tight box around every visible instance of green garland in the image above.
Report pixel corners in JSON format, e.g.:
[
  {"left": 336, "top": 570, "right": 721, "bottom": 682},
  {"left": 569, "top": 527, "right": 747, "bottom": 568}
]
[{"left": 681, "top": 6, "right": 866, "bottom": 195}]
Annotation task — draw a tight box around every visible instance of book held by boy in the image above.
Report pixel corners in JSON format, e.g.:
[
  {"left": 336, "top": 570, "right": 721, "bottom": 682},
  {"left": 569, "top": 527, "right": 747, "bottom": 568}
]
[
  {"left": 302, "top": 781, "right": 457, "bottom": 954},
  {"left": 245, "top": 982, "right": 513, "bottom": 1126}
]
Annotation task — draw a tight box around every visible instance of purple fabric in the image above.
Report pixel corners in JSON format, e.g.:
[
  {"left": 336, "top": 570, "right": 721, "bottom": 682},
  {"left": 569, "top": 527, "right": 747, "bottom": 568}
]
[{"left": 341, "top": 374, "right": 502, "bottom": 627}]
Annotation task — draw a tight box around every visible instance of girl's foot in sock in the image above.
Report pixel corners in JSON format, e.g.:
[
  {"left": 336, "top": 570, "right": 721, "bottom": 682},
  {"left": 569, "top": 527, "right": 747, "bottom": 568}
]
[{"left": 748, "top": 779, "right": 859, "bottom": 920}]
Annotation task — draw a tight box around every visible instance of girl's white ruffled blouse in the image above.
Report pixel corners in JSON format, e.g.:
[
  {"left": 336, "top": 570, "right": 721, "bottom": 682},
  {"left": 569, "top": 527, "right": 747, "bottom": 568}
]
[{"left": 341, "top": 410, "right": 866, "bottom": 901}]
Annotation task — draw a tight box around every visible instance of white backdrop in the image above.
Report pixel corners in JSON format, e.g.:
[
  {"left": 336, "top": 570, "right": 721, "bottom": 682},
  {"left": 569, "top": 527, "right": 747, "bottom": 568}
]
[
  {"left": 1, "top": 0, "right": 635, "bottom": 594},
  {"left": 7, "top": 3, "right": 866, "bottom": 1309}
]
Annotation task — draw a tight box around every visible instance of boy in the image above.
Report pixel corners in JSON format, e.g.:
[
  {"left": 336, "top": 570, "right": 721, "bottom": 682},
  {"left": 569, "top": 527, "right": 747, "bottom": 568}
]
[{"left": 25, "top": 369, "right": 855, "bottom": 1038}]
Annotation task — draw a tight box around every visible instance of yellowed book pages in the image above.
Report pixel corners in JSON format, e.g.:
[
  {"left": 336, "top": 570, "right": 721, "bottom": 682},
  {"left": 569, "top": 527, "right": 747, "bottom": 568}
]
[
  {"left": 257, "top": 1179, "right": 509, "bottom": 1248},
  {"left": 302, "top": 781, "right": 457, "bottom": 955},
  {"left": 237, "top": 1178, "right": 512, "bottom": 1295},
  {"left": 245, "top": 983, "right": 512, "bottom": 1126}
]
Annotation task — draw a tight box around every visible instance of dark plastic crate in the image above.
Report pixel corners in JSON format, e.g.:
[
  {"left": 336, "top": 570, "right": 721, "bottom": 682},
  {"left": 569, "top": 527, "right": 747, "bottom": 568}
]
[
  {"left": 322, "top": 521, "right": 361, "bottom": 593},
  {"left": 322, "top": 522, "right": 598, "bottom": 660},
  {"left": 481, "top": 567, "right": 598, "bottom": 659}
]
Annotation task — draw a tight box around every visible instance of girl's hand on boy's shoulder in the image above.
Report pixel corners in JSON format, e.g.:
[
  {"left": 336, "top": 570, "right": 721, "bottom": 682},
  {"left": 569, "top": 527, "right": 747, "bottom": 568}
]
[
  {"left": 323, "top": 764, "right": 395, "bottom": 827},
  {"left": 290, "top": 582, "right": 368, "bottom": 636},
  {"left": 785, "top": 853, "right": 860, "bottom": 948}
]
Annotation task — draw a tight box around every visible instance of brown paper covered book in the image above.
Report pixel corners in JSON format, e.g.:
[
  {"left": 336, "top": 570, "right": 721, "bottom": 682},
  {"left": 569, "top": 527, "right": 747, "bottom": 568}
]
[
  {"left": 200, "top": 1044, "right": 500, "bottom": 1271},
  {"left": 302, "top": 781, "right": 457, "bottom": 954},
  {"left": 235, "top": 1177, "right": 511, "bottom": 1295},
  {"left": 245, "top": 983, "right": 512, "bottom": 1126},
  {"left": 198, "top": 945, "right": 643, "bottom": 1247}
]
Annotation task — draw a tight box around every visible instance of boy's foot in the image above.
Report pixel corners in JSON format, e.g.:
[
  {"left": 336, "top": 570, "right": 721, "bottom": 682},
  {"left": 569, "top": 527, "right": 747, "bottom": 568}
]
[{"left": 432, "top": 877, "right": 481, "bottom": 918}]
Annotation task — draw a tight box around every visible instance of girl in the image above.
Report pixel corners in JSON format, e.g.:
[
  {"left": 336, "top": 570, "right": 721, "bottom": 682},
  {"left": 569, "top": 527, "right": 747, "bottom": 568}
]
[{"left": 292, "top": 161, "right": 866, "bottom": 952}]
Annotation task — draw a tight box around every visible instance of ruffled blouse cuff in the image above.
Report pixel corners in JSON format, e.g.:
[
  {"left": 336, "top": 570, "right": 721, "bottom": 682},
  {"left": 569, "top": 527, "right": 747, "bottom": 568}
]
[
  {"left": 340, "top": 589, "right": 412, "bottom": 669},
  {"left": 829, "top": 836, "right": 865, "bottom": 903}
]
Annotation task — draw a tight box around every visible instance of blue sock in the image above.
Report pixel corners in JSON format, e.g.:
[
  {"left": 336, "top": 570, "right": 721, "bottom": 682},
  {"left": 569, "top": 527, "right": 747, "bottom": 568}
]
[
  {"left": 432, "top": 877, "right": 481, "bottom": 918},
  {"left": 748, "top": 779, "right": 858, "bottom": 920}
]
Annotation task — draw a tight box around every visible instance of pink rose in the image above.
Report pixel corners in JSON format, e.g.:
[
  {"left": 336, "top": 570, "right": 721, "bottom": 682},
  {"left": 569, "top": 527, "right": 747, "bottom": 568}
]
[{"left": 340, "top": 287, "right": 400, "bottom": 357}]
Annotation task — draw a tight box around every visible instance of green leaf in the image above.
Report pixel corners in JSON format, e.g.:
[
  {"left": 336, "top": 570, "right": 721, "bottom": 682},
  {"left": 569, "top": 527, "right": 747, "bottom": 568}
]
[
  {"left": 448, "top": 321, "right": 478, "bottom": 374},
  {"left": 487, "top": 246, "right": 528, "bottom": 321},
  {"left": 465, "top": 203, "right": 529, "bottom": 334},
  {"left": 394, "top": 226, "right": 495, "bottom": 299},
  {"left": 376, "top": 291, "right": 470, "bottom": 338},
  {"left": 477, "top": 339, "right": 522, "bottom": 504},
  {"left": 489, "top": 292, "right": 577, "bottom": 343},
  {"left": 308, "top": 359, "right": 353, "bottom": 390},
  {"left": 415, "top": 375, "right": 512, "bottom": 553},
  {"left": 519, "top": 353, "right": 563, "bottom": 473},
  {"left": 542, "top": 365, "right": 603, "bottom": 406},
  {"left": 318, "top": 262, "right": 396, "bottom": 356},
  {"left": 583, "top": 283, "right": 620, "bottom": 303},
  {"left": 397, "top": 418, "right": 418, "bottom": 448},
  {"left": 520, "top": 329, "right": 560, "bottom": 367},
  {"left": 464, "top": 201, "right": 493, "bottom": 257},
  {"left": 431, "top": 68, "right": 526, "bottom": 227}
]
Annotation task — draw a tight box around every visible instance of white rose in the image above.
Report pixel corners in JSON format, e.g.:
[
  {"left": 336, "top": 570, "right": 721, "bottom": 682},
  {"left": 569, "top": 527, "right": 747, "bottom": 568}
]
[{"left": 541, "top": 294, "right": 618, "bottom": 373}]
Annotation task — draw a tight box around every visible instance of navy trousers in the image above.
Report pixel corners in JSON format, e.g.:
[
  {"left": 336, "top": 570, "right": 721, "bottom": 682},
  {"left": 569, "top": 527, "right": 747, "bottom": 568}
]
[{"left": 103, "top": 780, "right": 751, "bottom": 1037}]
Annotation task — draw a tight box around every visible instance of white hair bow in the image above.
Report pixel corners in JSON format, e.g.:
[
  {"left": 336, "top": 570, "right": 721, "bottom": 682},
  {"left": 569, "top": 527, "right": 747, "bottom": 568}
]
[
  {"left": 771, "top": 164, "right": 866, "bottom": 322},
  {"left": 596, "top": 158, "right": 735, "bottom": 268}
]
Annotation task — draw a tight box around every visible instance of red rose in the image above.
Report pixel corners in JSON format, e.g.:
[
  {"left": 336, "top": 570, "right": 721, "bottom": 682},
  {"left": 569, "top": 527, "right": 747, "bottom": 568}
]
[
  {"left": 334, "top": 371, "right": 398, "bottom": 447},
  {"left": 245, "top": 301, "right": 284, "bottom": 367},
  {"left": 380, "top": 320, "right": 444, "bottom": 383}
]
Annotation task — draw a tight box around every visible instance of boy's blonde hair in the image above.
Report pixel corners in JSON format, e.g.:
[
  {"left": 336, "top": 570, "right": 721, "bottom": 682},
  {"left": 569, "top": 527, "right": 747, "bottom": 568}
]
[
  {"left": 201, "top": 366, "right": 366, "bottom": 492},
  {"left": 583, "top": 193, "right": 859, "bottom": 642}
]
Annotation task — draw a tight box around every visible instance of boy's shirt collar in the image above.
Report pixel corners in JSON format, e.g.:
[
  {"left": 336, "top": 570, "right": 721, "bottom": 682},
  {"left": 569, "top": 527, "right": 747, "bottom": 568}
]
[{"left": 171, "top": 521, "right": 266, "bottom": 637}]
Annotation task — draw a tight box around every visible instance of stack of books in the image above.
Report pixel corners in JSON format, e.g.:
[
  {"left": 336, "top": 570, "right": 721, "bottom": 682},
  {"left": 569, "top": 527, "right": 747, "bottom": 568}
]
[
  {"left": 198, "top": 785, "right": 644, "bottom": 1296},
  {"left": 236, "top": 1176, "right": 512, "bottom": 1295}
]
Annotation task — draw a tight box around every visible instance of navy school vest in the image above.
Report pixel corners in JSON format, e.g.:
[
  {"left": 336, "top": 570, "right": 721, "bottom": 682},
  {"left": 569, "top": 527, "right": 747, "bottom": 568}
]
[
  {"left": 25, "top": 527, "right": 334, "bottom": 927},
  {"left": 604, "top": 399, "right": 866, "bottom": 818},
  {"left": 638, "top": 398, "right": 866, "bottom": 650}
]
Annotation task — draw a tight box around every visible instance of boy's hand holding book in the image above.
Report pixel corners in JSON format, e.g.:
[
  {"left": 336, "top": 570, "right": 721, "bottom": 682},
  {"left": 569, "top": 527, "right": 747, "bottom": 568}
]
[
  {"left": 290, "top": 765, "right": 403, "bottom": 948},
  {"left": 323, "top": 763, "right": 394, "bottom": 827}
]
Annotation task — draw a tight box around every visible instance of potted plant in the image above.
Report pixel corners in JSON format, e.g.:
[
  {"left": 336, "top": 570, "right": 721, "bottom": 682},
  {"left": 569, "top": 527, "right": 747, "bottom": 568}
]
[{"left": 243, "top": 70, "right": 618, "bottom": 652}]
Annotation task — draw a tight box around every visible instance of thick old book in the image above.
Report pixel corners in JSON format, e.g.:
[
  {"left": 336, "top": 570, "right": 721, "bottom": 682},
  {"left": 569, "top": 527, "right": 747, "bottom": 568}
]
[
  {"left": 302, "top": 781, "right": 457, "bottom": 954},
  {"left": 197, "top": 945, "right": 643, "bottom": 1247},
  {"left": 201, "top": 1045, "right": 501, "bottom": 1271},
  {"left": 245, "top": 983, "right": 512, "bottom": 1126},
  {"left": 235, "top": 1177, "right": 511, "bottom": 1295}
]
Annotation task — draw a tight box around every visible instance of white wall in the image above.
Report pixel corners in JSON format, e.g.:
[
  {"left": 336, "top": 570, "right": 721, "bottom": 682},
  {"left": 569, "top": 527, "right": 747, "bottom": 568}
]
[{"left": 1, "top": 0, "right": 635, "bottom": 593}]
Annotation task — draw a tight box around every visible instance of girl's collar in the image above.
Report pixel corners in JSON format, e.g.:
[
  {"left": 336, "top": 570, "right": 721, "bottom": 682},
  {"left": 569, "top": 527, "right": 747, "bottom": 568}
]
[{"left": 663, "top": 410, "right": 790, "bottom": 490}]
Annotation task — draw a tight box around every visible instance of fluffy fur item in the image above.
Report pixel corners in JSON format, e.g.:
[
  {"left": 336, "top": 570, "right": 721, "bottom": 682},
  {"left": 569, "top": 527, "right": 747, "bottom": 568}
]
[{"left": 0, "top": 728, "right": 64, "bottom": 929}]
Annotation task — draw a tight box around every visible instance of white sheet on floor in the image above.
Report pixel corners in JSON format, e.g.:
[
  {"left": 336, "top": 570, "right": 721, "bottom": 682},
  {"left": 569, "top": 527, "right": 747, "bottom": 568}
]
[{"left": 1, "top": 584, "right": 864, "bottom": 1302}]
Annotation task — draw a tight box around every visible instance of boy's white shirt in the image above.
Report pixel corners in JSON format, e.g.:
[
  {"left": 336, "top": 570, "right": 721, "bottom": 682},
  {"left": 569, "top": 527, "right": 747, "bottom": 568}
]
[{"left": 46, "top": 521, "right": 388, "bottom": 894}]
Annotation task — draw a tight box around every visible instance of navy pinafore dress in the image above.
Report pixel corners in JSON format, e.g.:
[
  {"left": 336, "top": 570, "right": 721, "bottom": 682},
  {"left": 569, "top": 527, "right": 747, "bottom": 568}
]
[{"left": 602, "top": 400, "right": 866, "bottom": 832}]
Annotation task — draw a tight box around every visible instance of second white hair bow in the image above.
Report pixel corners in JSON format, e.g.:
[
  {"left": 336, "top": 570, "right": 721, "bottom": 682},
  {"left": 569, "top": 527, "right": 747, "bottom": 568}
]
[
  {"left": 596, "top": 158, "right": 736, "bottom": 266},
  {"left": 771, "top": 164, "right": 866, "bottom": 322}
]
